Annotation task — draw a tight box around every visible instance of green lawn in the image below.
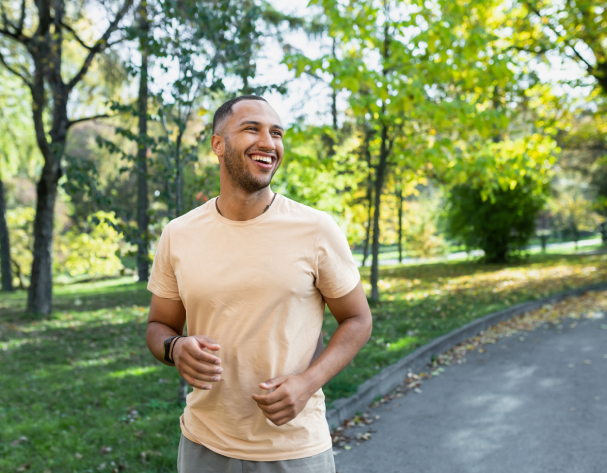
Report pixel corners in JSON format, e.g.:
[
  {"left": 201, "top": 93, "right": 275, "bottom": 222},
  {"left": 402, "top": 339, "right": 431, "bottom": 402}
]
[{"left": 1, "top": 253, "right": 607, "bottom": 471}]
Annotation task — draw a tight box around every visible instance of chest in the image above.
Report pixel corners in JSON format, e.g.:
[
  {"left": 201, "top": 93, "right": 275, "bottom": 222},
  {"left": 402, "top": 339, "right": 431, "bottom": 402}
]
[{"left": 169, "top": 223, "right": 318, "bottom": 309}]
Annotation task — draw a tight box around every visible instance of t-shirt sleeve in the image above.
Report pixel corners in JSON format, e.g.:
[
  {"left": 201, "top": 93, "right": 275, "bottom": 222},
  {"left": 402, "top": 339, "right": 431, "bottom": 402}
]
[
  {"left": 314, "top": 212, "right": 361, "bottom": 299},
  {"left": 147, "top": 222, "right": 181, "bottom": 300}
]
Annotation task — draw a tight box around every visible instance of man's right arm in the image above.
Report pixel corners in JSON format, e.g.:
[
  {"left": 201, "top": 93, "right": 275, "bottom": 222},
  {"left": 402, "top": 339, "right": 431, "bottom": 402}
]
[{"left": 146, "top": 294, "right": 223, "bottom": 390}]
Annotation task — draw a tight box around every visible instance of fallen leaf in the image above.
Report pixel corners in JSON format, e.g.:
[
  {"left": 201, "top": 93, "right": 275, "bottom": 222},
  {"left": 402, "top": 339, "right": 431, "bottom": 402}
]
[{"left": 11, "top": 436, "right": 28, "bottom": 447}]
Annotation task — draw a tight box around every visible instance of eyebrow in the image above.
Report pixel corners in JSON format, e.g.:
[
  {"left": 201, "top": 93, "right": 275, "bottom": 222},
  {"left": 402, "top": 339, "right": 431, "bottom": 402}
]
[{"left": 239, "top": 120, "right": 284, "bottom": 132}]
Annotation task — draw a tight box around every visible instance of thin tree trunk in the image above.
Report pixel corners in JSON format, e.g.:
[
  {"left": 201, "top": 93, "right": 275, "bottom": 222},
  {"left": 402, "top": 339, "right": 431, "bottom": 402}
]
[
  {"left": 175, "top": 133, "right": 182, "bottom": 218},
  {"left": 0, "top": 175, "right": 13, "bottom": 291},
  {"left": 361, "top": 193, "right": 372, "bottom": 268},
  {"left": 136, "top": 6, "right": 150, "bottom": 282},
  {"left": 331, "top": 38, "right": 338, "bottom": 132},
  {"left": 370, "top": 124, "right": 389, "bottom": 302},
  {"left": 361, "top": 131, "right": 373, "bottom": 268},
  {"left": 397, "top": 188, "right": 403, "bottom": 264}
]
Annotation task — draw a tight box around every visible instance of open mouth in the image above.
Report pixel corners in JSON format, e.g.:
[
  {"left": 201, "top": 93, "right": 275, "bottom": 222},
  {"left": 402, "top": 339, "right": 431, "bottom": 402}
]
[{"left": 248, "top": 152, "right": 276, "bottom": 170}]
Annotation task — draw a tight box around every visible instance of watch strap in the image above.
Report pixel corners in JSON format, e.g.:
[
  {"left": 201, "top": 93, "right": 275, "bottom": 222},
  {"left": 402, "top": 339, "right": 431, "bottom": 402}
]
[{"left": 163, "top": 335, "right": 182, "bottom": 364}]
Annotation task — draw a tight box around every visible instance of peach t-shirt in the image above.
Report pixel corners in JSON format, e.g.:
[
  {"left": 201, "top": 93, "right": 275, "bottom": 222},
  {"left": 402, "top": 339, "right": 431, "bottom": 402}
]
[{"left": 147, "top": 195, "right": 360, "bottom": 461}]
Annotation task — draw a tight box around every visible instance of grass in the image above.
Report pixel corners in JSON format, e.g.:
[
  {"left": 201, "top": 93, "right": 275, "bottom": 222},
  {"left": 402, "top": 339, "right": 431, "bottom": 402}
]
[{"left": 1, "top": 253, "right": 607, "bottom": 471}]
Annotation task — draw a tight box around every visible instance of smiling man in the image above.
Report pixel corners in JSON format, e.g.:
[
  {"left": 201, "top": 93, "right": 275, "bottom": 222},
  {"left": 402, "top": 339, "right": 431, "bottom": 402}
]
[{"left": 145, "top": 95, "right": 372, "bottom": 472}]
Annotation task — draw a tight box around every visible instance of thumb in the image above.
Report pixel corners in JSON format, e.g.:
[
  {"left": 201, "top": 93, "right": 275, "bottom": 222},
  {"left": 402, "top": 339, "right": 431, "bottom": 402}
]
[
  {"left": 194, "top": 336, "right": 221, "bottom": 351},
  {"left": 260, "top": 376, "right": 287, "bottom": 390}
]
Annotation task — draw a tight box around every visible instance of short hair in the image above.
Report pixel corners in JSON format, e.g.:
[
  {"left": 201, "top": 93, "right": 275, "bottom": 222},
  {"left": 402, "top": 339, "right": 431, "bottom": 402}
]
[{"left": 212, "top": 95, "right": 268, "bottom": 134}]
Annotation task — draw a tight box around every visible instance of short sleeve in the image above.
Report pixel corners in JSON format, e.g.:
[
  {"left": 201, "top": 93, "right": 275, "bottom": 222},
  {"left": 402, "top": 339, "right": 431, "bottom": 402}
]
[
  {"left": 147, "top": 222, "right": 181, "bottom": 300},
  {"left": 314, "top": 212, "right": 360, "bottom": 299}
]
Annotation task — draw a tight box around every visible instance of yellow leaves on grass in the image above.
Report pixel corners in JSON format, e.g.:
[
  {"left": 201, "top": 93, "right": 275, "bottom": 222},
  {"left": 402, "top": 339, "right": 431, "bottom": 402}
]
[{"left": 377, "top": 256, "right": 607, "bottom": 303}]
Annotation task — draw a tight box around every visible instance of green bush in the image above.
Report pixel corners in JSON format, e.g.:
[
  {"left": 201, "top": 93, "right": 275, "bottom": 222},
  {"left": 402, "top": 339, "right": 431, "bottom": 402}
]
[{"left": 443, "top": 182, "right": 546, "bottom": 263}]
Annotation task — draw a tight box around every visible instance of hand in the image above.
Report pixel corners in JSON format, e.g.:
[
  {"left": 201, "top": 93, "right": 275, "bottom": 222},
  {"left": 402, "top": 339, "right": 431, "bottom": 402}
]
[
  {"left": 251, "top": 375, "right": 316, "bottom": 426},
  {"left": 173, "top": 336, "right": 222, "bottom": 390}
]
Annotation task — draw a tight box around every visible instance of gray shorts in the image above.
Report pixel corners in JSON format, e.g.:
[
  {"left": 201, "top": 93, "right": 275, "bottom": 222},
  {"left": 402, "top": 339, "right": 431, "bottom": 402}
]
[{"left": 177, "top": 434, "right": 336, "bottom": 473}]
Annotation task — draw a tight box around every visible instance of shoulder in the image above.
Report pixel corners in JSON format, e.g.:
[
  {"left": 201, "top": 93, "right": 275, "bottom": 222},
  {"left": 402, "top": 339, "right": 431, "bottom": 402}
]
[
  {"left": 275, "top": 196, "right": 344, "bottom": 241},
  {"left": 276, "top": 195, "right": 333, "bottom": 225},
  {"left": 162, "top": 201, "right": 213, "bottom": 235}
]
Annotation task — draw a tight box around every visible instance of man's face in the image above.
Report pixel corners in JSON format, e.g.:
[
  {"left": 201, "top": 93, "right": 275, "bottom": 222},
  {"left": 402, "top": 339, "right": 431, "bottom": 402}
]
[{"left": 215, "top": 100, "right": 284, "bottom": 193}]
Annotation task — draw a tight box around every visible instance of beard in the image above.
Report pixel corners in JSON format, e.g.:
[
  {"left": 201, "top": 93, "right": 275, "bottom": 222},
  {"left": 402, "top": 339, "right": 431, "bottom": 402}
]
[{"left": 223, "top": 137, "right": 276, "bottom": 193}]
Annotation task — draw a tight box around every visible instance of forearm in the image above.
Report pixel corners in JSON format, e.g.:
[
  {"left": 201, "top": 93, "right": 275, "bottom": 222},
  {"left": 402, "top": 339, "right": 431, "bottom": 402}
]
[
  {"left": 146, "top": 321, "right": 183, "bottom": 366},
  {"left": 301, "top": 315, "right": 371, "bottom": 393}
]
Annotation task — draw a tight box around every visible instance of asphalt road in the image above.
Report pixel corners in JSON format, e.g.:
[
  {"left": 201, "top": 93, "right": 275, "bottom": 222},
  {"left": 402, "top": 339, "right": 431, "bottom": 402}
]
[{"left": 334, "top": 314, "right": 607, "bottom": 473}]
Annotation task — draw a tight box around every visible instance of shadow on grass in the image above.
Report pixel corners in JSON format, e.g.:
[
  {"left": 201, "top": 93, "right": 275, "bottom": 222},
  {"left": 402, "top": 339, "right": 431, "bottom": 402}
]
[
  {"left": 1, "top": 311, "right": 183, "bottom": 472},
  {"left": 0, "top": 281, "right": 152, "bottom": 320}
]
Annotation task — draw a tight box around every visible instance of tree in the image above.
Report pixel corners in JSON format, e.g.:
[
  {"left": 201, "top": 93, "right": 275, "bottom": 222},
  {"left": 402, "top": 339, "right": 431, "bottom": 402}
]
[
  {"left": 0, "top": 0, "right": 135, "bottom": 314},
  {"left": 0, "top": 69, "right": 41, "bottom": 291},
  {"left": 287, "top": 0, "right": 514, "bottom": 300},
  {"left": 509, "top": 1, "right": 607, "bottom": 97},
  {"left": 445, "top": 180, "right": 547, "bottom": 263}
]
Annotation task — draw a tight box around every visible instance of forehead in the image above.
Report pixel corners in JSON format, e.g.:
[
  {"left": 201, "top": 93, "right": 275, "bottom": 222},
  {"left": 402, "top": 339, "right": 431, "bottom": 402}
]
[{"left": 228, "top": 100, "right": 281, "bottom": 128}]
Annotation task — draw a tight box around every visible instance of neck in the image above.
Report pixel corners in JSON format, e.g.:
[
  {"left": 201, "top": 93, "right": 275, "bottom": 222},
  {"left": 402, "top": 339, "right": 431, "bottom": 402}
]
[{"left": 216, "top": 179, "right": 275, "bottom": 222}]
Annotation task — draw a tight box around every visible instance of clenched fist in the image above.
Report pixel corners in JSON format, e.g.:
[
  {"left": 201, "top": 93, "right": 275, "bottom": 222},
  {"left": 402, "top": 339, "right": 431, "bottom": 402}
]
[{"left": 173, "top": 336, "right": 222, "bottom": 390}]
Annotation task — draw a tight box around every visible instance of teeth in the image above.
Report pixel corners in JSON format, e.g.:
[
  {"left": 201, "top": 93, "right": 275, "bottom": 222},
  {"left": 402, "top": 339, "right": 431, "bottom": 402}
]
[{"left": 251, "top": 155, "right": 272, "bottom": 164}]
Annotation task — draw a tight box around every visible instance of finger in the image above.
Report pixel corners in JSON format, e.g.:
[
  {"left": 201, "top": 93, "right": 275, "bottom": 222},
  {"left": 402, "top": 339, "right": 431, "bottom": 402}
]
[
  {"left": 259, "top": 376, "right": 287, "bottom": 390},
  {"left": 181, "top": 367, "right": 221, "bottom": 383},
  {"left": 194, "top": 336, "right": 221, "bottom": 351},
  {"left": 251, "top": 389, "right": 285, "bottom": 406},
  {"left": 186, "top": 347, "right": 221, "bottom": 366},
  {"left": 264, "top": 411, "right": 294, "bottom": 426},
  {"left": 182, "top": 374, "right": 212, "bottom": 391},
  {"left": 184, "top": 358, "right": 223, "bottom": 376},
  {"left": 256, "top": 399, "right": 290, "bottom": 415}
]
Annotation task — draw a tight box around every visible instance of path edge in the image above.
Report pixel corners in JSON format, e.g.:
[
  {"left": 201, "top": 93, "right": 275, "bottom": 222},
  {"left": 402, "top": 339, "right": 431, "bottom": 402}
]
[{"left": 325, "top": 280, "right": 607, "bottom": 429}]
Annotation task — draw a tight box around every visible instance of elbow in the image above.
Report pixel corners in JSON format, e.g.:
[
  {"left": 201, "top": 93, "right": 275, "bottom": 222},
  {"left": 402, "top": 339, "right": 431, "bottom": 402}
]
[{"left": 363, "top": 311, "right": 373, "bottom": 344}]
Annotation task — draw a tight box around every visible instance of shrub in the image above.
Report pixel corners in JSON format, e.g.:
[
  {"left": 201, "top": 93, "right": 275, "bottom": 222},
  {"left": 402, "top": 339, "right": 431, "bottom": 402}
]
[{"left": 444, "top": 181, "right": 546, "bottom": 263}]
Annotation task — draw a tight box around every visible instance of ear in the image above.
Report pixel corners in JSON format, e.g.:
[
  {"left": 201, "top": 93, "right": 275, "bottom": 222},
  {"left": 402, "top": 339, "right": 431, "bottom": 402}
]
[{"left": 211, "top": 134, "right": 224, "bottom": 161}]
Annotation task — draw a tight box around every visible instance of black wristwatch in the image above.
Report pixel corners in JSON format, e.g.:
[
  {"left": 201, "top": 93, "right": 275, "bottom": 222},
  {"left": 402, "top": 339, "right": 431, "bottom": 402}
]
[{"left": 163, "top": 335, "right": 183, "bottom": 364}]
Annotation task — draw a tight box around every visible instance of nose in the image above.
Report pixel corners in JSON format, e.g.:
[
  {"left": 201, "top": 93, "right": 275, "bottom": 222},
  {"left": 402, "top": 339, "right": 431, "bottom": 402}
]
[{"left": 257, "top": 128, "right": 275, "bottom": 152}]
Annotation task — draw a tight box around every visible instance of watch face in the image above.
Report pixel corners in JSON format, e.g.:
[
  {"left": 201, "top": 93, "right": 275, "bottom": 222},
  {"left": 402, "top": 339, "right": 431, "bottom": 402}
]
[{"left": 164, "top": 338, "right": 172, "bottom": 361}]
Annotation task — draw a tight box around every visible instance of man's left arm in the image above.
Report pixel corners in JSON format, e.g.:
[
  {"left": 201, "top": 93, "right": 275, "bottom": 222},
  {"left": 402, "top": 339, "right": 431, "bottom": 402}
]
[{"left": 251, "top": 280, "right": 372, "bottom": 426}]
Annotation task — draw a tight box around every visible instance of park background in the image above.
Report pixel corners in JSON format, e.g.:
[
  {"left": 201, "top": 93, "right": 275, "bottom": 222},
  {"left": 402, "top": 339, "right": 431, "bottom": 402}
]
[{"left": 1, "top": 0, "right": 607, "bottom": 471}]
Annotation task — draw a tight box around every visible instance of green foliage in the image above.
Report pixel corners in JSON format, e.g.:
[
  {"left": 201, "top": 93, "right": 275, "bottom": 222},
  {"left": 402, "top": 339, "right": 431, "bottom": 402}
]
[
  {"left": 443, "top": 181, "right": 547, "bottom": 263},
  {"left": 56, "top": 212, "right": 125, "bottom": 279},
  {"left": 402, "top": 199, "right": 446, "bottom": 258},
  {"left": 6, "top": 207, "right": 35, "bottom": 288}
]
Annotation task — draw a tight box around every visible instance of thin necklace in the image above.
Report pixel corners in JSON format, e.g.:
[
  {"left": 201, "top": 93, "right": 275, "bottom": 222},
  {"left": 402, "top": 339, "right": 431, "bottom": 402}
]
[{"left": 215, "top": 192, "right": 277, "bottom": 217}]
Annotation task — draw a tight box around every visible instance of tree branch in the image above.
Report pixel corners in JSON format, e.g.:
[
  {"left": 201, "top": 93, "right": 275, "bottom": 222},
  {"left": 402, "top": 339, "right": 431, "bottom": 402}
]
[
  {"left": 67, "top": 114, "right": 110, "bottom": 129},
  {"left": 567, "top": 44, "right": 595, "bottom": 73},
  {"left": 67, "top": 0, "right": 135, "bottom": 92},
  {"left": 17, "top": 0, "right": 26, "bottom": 33},
  {"left": 0, "top": 49, "right": 32, "bottom": 87},
  {"left": 60, "top": 21, "right": 93, "bottom": 50}
]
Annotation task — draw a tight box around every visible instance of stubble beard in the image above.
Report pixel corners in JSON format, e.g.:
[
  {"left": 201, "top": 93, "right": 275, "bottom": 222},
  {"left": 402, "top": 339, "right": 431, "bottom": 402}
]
[{"left": 223, "top": 137, "right": 276, "bottom": 193}]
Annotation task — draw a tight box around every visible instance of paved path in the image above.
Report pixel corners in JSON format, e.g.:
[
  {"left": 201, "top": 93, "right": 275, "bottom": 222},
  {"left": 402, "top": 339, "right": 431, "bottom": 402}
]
[
  {"left": 335, "top": 315, "right": 607, "bottom": 473},
  {"left": 356, "top": 238, "right": 604, "bottom": 267}
]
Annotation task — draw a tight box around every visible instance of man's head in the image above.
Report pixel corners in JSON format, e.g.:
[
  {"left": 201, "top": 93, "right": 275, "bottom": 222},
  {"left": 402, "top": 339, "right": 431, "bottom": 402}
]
[{"left": 211, "top": 95, "right": 284, "bottom": 194}]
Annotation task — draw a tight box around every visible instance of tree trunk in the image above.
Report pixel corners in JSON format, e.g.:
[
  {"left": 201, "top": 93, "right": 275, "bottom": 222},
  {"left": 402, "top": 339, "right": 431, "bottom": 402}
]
[
  {"left": 397, "top": 188, "right": 403, "bottom": 264},
  {"left": 0, "top": 175, "right": 13, "bottom": 291},
  {"left": 370, "top": 124, "right": 389, "bottom": 302},
  {"left": 175, "top": 133, "right": 182, "bottom": 218},
  {"left": 27, "top": 151, "right": 62, "bottom": 314},
  {"left": 361, "top": 193, "right": 372, "bottom": 268},
  {"left": 541, "top": 234, "right": 547, "bottom": 253},
  {"left": 361, "top": 134, "right": 373, "bottom": 268},
  {"left": 136, "top": 6, "right": 150, "bottom": 282}
]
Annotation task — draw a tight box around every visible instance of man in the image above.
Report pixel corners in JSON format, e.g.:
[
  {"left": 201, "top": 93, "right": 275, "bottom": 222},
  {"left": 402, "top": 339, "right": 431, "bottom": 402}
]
[{"left": 146, "top": 95, "right": 372, "bottom": 472}]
